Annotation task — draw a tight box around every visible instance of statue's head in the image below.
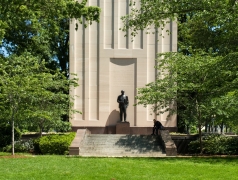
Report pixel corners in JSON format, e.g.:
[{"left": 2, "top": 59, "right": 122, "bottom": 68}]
[{"left": 121, "top": 90, "right": 125, "bottom": 94}]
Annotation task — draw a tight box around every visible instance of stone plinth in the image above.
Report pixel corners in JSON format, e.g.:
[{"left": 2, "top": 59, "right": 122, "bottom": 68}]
[{"left": 116, "top": 122, "right": 130, "bottom": 134}]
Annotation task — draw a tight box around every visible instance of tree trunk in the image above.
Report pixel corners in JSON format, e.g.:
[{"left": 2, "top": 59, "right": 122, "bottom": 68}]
[
  {"left": 196, "top": 99, "right": 202, "bottom": 154},
  {"left": 12, "top": 119, "right": 15, "bottom": 156},
  {"left": 186, "top": 125, "right": 190, "bottom": 134},
  {"left": 39, "top": 126, "right": 43, "bottom": 137},
  {"left": 220, "top": 122, "right": 224, "bottom": 134},
  {"left": 199, "top": 123, "right": 202, "bottom": 154}
]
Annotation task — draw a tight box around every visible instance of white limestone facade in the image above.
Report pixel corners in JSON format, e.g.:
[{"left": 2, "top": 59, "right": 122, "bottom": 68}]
[{"left": 69, "top": 0, "right": 177, "bottom": 133}]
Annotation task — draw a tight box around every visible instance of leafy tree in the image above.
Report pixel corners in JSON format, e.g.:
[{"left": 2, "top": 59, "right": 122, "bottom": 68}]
[
  {"left": 122, "top": 0, "right": 238, "bottom": 43},
  {"left": 121, "top": 0, "right": 238, "bottom": 135},
  {"left": 0, "top": 54, "right": 33, "bottom": 155},
  {"left": 0, "top": 52, "right": 79, "bottom": 154},
  {"left": 0, "top": 0, "right": 100, "bottom": 154},
  {"left": 50, "top": 19, "right": 70, "bottom": 75},
  {"left": 25, "top": 63, "right": 79, "bottom": 137},
  {"left": 178, "top": 10, "right": 238, "bottom": 54},
  {"left": 0, "top": 0, "right": 100, "bottom": 69},
  {"left": 210, "top": 53, "right": 238, "bottom": 131},
  {"left": 135, "top": 49, "right": 238, "bottom": 152}
]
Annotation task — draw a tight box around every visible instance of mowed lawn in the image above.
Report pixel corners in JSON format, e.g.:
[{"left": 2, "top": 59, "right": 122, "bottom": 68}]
[{"left": 0, "top": 154, "right": 237, "bottom": 180}]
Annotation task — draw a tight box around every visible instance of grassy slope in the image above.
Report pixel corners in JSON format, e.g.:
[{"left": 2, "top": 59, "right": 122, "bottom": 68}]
[{"left": 0, "top": 155, "right": 237, "bottom": 180}]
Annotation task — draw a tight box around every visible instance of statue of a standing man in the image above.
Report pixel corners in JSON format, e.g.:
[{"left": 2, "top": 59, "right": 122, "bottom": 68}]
[{"left": 117, "top": 90, "right": 129, "bottom": 122}]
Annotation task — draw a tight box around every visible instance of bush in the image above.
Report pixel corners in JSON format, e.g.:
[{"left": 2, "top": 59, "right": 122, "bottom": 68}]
[
  {"left": 187, "top": 140, "right": 200, "bottom": 154},
  {"left": 188, "top": 134, "right": 238, "bottom": 155},
  {"left": 3, "top": 139, "right": 34, "bottom": 153},
  {"left": 54, "top": 121, "right": 72, "bottom": 133},
  {"left": 33, "top": 138, "right": 41, "bottom": 154},
  {"left": 37, "top": 132, "right": 75, "bottom": 155},
  {"left": 226, "top": 137, "right": 238, "bottom": 155},
  {"left": 0, "top": 123, "right": 21, "bottom": 148}
]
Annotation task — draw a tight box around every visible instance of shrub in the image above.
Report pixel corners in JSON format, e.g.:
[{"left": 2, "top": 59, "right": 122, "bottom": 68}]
[
  {"left": 33, "top": 138, "right": 41, "bottom": 154},
  {"left": 3, "top": 139, "right": 34, "bottom": 153},
  {"left": 202, "top": 134, "right": 230, "bottom": 154},
  {"left": 188, "top": 140, "right": 200, "bottom": 154},
  {"left": 226, "top": 137, "right": 238, "bottom": 155},
  {"left": 54, "top": 121, "right": 72, "bottom": 133},
  {"left": 188, "top": 134, "right": 238, "bottom": 155},
  {"left": 38, "top": 132, "right": 75, "bottom": 155},
  {"left": 0, "top": 123, "right": 21, "bottom": 148}
]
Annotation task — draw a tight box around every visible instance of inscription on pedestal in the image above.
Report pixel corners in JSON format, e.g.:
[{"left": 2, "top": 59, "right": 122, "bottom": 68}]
[{"left": 116, "top": 122, "right": 130, "bottom": 134}]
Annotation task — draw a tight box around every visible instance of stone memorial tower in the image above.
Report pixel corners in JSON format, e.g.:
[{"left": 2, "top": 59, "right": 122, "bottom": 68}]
[{"left": 69, "top": 0, "right": 177, "bottom": 134}]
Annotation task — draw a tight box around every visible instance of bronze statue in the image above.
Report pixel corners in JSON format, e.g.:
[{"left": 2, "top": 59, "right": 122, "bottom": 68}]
[{"left": 117, "top": 90, "right": 129, "bottom": 122}]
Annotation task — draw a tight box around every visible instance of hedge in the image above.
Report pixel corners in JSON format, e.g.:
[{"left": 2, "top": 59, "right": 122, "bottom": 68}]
[
  {"left": 34, "top": 132, "right": 76, "bottom": 155},
  {"left": 188, "top": 134, "right": 238, "bottom": 155}
]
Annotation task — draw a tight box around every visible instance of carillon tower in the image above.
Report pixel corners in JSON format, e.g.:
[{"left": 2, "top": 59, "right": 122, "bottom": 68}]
[{"left": 69, "top": 0, "right": 177, "bottom": 134}]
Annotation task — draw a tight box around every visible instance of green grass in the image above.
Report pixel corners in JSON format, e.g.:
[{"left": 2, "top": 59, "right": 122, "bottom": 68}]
[{"left": 0, "top": 154, "right": 237, "bottom": 180}]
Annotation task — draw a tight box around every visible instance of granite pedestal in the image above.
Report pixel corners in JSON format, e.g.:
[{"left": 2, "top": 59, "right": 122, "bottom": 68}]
[{"left": 116, "top": 121, "right": 130, "bottom": 134}]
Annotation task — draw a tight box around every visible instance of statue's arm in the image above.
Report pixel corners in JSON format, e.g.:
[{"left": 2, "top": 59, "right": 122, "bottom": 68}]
[{"left": 117, "top": 96, "right": 120, "bottom": 103}]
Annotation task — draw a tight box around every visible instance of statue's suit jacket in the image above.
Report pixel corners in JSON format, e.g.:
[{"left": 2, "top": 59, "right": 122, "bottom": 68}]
[{"left": 117, "top": 95, "right": 129, "bottom": 108}]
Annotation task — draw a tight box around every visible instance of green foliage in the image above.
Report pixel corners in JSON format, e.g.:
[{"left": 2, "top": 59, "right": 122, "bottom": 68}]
[
  {"left": 0, "top": 0, "right": 100, "bottom": 58},
  {"left": 3, "top": 139, "right": 34, "bottom": 153},
  {"left": 135, "top": 50, "right": 238, "bottom": 152},
  {"left": 0, "top": 0, "right": 101, "bottom": 79},
  {"left": 0, "top": 52, "right": 80, "bottom": 138},
  {"left": 0, "top": 123, "right": 21, "bottom": 148},
  {"left": 122, "top": 0, "right": 238, "bottom": 54},
  {"left": 33, "top": 138, "right": 41, "bottom": 154},
  {"left": 187, "top": 140, "right": 200, "bottom": 154},
  {"left": 0, "top": 0, "right": 100, "bottom": 154},
  {"left": 38, "top": 132, "right": 75, "bottom": 155},
  {"left": 54, "top": 121, "right": 72, "bottom": 133},
  {"left": 188, "top": 134, "right": 238, "bottom": 155},
  {"left": 136, "top": 50, "right": 223, "bottom": 119},
  {"left": 122, "top": 1, "right": 238, "bottom": 131}
]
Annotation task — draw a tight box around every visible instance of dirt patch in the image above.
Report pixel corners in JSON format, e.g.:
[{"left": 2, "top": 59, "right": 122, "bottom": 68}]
[{"left": 0, "top": 155, "right": 32, "bottom": 159}]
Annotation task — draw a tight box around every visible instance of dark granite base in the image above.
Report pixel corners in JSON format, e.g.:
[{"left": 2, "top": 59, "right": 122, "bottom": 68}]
[
  {"left": 72, "top": 126, "right": 177, "bottom": 135},
  {"left": 116, "top": 122, "right": 130, "bottom": 134}
]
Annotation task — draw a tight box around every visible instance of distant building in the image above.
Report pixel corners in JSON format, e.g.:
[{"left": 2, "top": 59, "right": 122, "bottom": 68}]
[{"left": 69, "top": 0, "right": 177, "bottom": 134}]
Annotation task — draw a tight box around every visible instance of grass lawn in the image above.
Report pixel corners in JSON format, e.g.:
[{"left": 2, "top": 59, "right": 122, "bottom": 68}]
[{"left": 0, "top": 153, "right": 237, "bottom": 180}]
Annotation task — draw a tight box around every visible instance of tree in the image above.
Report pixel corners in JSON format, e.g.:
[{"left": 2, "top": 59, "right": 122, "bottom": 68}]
[
  {"left": 135, "top": 49, "right": 238, "bottom": 152},
  {"left": 25, "top": 64, "right": 79, "bottom": 137},
  {"left": 0, "top": 0, "right": 100, "bottom": 154},
  {"left": 210, "top": 52, "right": 238, "bottom": 132},
  {"left": 178, "top": 10, "right": 238, "bottom": 54},
  {"left": 121, "top": 0, "right": 238, "bottom": 135},
  {"left": 0, "top": 0, "right": 100, "bottom": 69},
  {"left": 122, "top": 0, "right": 238, "bottom": 43},
  {"left": 0, "top": 54, "right": 32, "bottom": 155},
  {"left": 50, "top": 19, "right": 70, "bottom": 75},
  {"left": 0, "top": 52, "right": 79, "bottom": 154}
]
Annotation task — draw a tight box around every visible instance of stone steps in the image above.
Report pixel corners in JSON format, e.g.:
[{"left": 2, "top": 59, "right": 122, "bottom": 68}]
[{"left": 78, "top": 134, "right": 166, "bottom": 157}]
